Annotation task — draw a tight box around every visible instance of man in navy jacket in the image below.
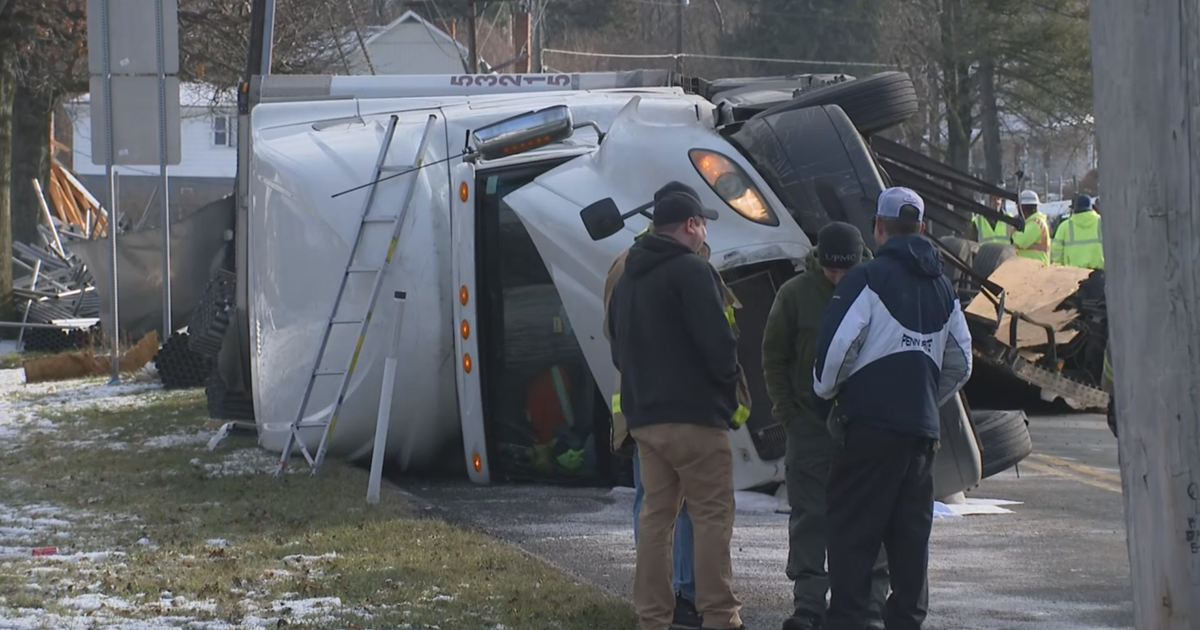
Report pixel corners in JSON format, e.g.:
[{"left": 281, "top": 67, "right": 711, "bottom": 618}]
[{"left": 812, "top": 187, "right": 972, "bottom": 630}]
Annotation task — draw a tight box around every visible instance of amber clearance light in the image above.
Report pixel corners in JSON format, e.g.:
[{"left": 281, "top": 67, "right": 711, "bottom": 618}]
[
  {"left": 472, "top": 452, "right": 483, "bottom": 473},
  {"left": 688, "top": 149, "right": 777, "bottom": 225},
  {"left": 459, "top": 182, "right": 469, "bottom": 202},
  {"left": 459, "top": 285, "right": 469, "bottom": 306},
  {"left": 463, "top": 353, "right": 473, "bottom": 373},
  {"left": 461, "top": 319, "right": 470, "bottom": 340}
]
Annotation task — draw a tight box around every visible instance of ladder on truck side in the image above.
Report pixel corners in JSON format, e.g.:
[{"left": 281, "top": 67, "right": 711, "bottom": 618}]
[{"left": 275, "top": 113, "right": 437, "bottom": 476}]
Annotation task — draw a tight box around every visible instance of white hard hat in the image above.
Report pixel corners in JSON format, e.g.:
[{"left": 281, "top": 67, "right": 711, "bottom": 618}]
[{"left": 1019, "top": 190, "right": 1040, "bottom": 205}]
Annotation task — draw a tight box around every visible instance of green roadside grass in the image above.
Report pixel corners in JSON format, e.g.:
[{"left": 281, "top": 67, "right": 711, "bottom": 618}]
[{"left": 0, "top": 379, "right": 636, "bottom": 629}]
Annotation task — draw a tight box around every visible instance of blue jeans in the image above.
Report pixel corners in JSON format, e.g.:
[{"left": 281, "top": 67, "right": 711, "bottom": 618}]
[{"left": 632, "top": 444, "right": 696, "bottom": 603}]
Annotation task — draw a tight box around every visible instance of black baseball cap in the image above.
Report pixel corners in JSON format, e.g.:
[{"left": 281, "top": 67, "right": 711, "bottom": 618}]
[
  {"left": 817, "top": 222, "right": 865, "bottom": 269},
  {"left": 652, "top": 181, "right": 719, "bottom": 227}
]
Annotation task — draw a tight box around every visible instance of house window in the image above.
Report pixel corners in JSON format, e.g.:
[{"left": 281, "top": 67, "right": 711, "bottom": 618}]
[{"left": 213, "top": 115, "right": 235, "bottom": 147}]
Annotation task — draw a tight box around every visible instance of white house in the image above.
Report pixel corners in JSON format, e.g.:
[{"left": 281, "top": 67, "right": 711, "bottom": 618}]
[
  {"left": 64, "top": 12, "right": 483, "bottom": 222},
  {"left": 340, "top": 10, "right": 479, "bottom": 76},
  {"left": 65, "top": 83, "right": 238, "bottom": 224}
]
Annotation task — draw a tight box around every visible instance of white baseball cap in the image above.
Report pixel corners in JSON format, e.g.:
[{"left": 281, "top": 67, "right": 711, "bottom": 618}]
[
  {"left": 1019, "top": 190, "right": 1040, "bottom": 205},
  {"left": 876, "top": 187, "right": 925, "bottom": 222}
]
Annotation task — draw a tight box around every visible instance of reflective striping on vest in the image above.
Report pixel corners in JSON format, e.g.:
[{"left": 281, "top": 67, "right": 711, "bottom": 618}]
[
  {"left": 1014, "top": 213, "right": 1051, "bottom": 264},
  {"left": 1024, "top": 215, "right": 1051, "bottom": 251},
  {"left": 731, "top": 404, "right": 750, "bottom": 429},
  {"left": 556, "top": 447, "right": 585, "bottom": 470},
  {"left": 611, "top": 393, "right": 622, "bottom": 414},
  {"left": 973, "top": 215, "right": 1011, "bottom": 244},
  {"left": 549, "top": 365, "right": 575, "bottom": 428},
  {"left": 725, "top": 305, "right": 737, "bottom": 328},
  {"left": 1060, "top": 215, "right": 1105, "bottom": 268}
]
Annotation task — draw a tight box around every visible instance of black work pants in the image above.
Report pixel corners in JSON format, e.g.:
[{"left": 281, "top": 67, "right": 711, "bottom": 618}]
[{"left": 824, "top": 423, "right": 935, "bottom": 630}]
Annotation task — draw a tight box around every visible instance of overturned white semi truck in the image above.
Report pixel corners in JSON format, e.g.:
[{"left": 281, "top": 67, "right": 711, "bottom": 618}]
[{"left": 198, "top": 69, "right": 1057, "bottom": 497}]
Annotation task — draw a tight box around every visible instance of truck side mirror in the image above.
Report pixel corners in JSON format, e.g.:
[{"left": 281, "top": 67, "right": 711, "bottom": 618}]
[{"left": 581, "top": 198, "right": 624, "bottom": 241}]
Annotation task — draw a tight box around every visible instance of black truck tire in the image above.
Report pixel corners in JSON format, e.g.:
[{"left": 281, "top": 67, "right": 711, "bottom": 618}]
[
  {"left": 939, "top": 235, "right": 980, "bottom": 303},
  {"left": 731, "top": 104, "right": 887, "bottom": 247},
  {"left": 972, "top": 242, "right": 1017, "bottom": 280},
  {"left": 752, "top": 72, "right": 919, "bottom": 135},
  {"left": 973, "top": 409, "right": 1033, "bottom": 479}
]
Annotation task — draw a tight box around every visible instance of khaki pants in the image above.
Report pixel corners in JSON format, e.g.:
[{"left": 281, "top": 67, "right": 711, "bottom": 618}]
[{"left": 631, "top": 424, "right": 742, "bottom": 630}]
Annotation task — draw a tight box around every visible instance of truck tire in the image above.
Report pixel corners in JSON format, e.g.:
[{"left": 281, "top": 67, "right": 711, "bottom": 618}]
[
  {"left": 973, "top": 410, "right": 1033, "bottom": 479},
  {"left": 730, "top": 104, "right": 887, "bottom": 248},
  {"left": 751, "top": 72, "right": 919, "bottom": 135},
  {"left": 939, "top": 235, "right": 980, "bottom": 303},
  {"left": 972, "top": 243, "right": 1017, "bottom": 280}
]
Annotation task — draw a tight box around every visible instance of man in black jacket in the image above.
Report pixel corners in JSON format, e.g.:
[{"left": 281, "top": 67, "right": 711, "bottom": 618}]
[{"left": 608, "top": 182, "right": 745, "bottom": 630}]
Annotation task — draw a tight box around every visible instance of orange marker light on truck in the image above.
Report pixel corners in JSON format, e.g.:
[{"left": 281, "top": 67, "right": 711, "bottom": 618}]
[
  {"left": 459, "top": 182, "right": 469, "bottom": 202},
  {"left": 463, "top": 353, "right": 473, "bottom": 373},
  {"left": 461, "top": 319, "right": 470, "bottom": 340},
  {"left": 473, "top": 452, "right": 483, "bottom": 473},
  {"left": 459, "top": 285, "right": 469, "bottom": 306}
]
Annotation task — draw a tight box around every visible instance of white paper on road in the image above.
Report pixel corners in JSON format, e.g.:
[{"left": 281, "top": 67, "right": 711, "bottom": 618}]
[
  {"left": 936, "top": 498, "right": 1022, "bottom": 518},
  {"left": 735, "top": 490, "right": 786, "bottom": 514}
]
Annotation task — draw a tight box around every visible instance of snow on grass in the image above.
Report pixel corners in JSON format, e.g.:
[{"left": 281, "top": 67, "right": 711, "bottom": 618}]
[
  {"left": 0, "top": 368, "right": 170, "bottom": 454},
  {"left": 193, "top": 449, "right": 290, "bottom": 478},
  {"left": 142, "top": 431, "right": 209, "bottom": 450},
  {"left": 0, "top": 503, "right": 83, "bottom": 556}
]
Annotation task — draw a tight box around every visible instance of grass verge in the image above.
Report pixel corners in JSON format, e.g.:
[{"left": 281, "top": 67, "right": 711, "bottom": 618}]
[{"left": 0, "top": 376, "right": 636, "bottom": 629}]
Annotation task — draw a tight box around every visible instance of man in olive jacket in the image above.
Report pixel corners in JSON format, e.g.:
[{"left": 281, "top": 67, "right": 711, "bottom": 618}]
[{"left": 763, "top": 222, "right": 888, "bottom": 630}]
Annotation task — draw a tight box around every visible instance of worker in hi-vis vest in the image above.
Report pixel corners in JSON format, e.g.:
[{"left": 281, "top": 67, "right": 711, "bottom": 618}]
[
  {"left": 1011, "top": 190, "right": 1052, "bottom": 264},
  {"left": 971, "top": 194, "right": 1013, "bottom": 246},
  {"left": 1053, "top": 195, "right": 1104, "bottom": 270},
  {"left": 524, "top": 362, "right": 589, "bottom": 474}
]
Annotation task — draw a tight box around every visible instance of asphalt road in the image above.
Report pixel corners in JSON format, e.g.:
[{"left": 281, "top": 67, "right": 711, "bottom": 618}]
[{"left": 403, "top": 412, "right": 1132, "bottom": 630}]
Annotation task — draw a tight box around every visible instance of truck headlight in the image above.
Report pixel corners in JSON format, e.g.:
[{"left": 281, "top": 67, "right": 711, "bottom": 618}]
[{"left": 689, "top": 149, "right": 778, "bottom": 226}]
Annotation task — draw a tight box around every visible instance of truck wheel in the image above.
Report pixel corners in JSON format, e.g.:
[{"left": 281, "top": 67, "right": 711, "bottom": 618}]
[
  {"left": 973, "top": 410, "right": 1033, "bottom": 479},
  {"left": 939, "top": 235, "right": 980, "bottom": 303},
  {"left": 730, "top": 104, "right": 887, "bottom": 248},
  {"left": 972, "top": 243, "right": 1017, "bottom": 280},
  {"left": 751, "top": 72, "right": 919, "bottom": 135}
]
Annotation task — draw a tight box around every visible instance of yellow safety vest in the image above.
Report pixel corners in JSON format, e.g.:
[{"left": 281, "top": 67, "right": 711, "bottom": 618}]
[
  {"left": 1012, "top": 212, "right": 1051, "bottom": 265},
  {"left": 1054, "top": 212, "right": 1104, "bottom": 269},
  {"left": 972, "top": 215, "right": 1012, "bottom": 245}
]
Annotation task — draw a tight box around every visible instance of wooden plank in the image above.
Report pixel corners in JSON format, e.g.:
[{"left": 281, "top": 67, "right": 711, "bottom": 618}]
[
  {"left": 965, "top": 256, "right": 1090, "bottom": 347},
  {"left": 51, "top": 170, "right": 85, "bottom": 229},
  {"left": 1091, "top": 0, "right": 1200, "bottom": 626},
  {"left": 47, "top": 174, "right": 82, "bottom": 229}
]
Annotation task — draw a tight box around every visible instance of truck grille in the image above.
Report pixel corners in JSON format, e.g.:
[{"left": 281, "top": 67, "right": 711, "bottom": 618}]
[{"left": 751, "top": 424, "right": 787, "bottom": 461}]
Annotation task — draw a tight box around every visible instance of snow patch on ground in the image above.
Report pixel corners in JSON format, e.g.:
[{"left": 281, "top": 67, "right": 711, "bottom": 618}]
[
  {"left": 142, "top": 432, "right": 208, "bottom": 450},
  {"left": 0, "top": 368, "right": 167, "bottom": 453},
  {"left": 0, "top": 503, "right": 83, "bottom": 555},
  {"left": 281, "top": 552, "right": 338, "bottom": 565},
  {"left": 195, "top": 449, "right": 289, "bottom": 478}
]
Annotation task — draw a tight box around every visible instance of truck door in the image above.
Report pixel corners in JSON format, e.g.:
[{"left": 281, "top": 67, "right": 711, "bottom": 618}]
[{"left": 502, "top": 142, "right": 813, "bottom": 491}]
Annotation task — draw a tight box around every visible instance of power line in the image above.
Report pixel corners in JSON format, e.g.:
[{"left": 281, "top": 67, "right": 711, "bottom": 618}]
[
  {"left": 623, "top": 0, "right": 881, "bottom": 24},
  {"left": 542, "top": 48, "right": 891, "bottom": 68}
]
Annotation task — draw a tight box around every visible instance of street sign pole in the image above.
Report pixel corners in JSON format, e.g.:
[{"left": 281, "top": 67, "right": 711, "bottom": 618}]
[
  {"left": 99, "top": 0, "right": 120, "bottom": 384},
  {"left": 87, "top": 0, "right": 179, "bottom": 378},
  {"left": 155, "top": 0, "right": 172, "bottom": 339}
]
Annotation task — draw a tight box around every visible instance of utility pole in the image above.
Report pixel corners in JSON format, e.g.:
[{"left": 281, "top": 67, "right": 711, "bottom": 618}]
[
  {"left": 675, "top": 0, "right": 686, "bottom": 75},
  {"left": 513, "top": 2, "right": 531, "bottom": 73},
  {"left": 468, "top": 0, "right": 479, "bottom": 74},
  {"left": 531, "top": 0, "right": 544, "bottom": 72},
  {"left": 1091, "top": 1, "right": 1200, "bottom": 628}
]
